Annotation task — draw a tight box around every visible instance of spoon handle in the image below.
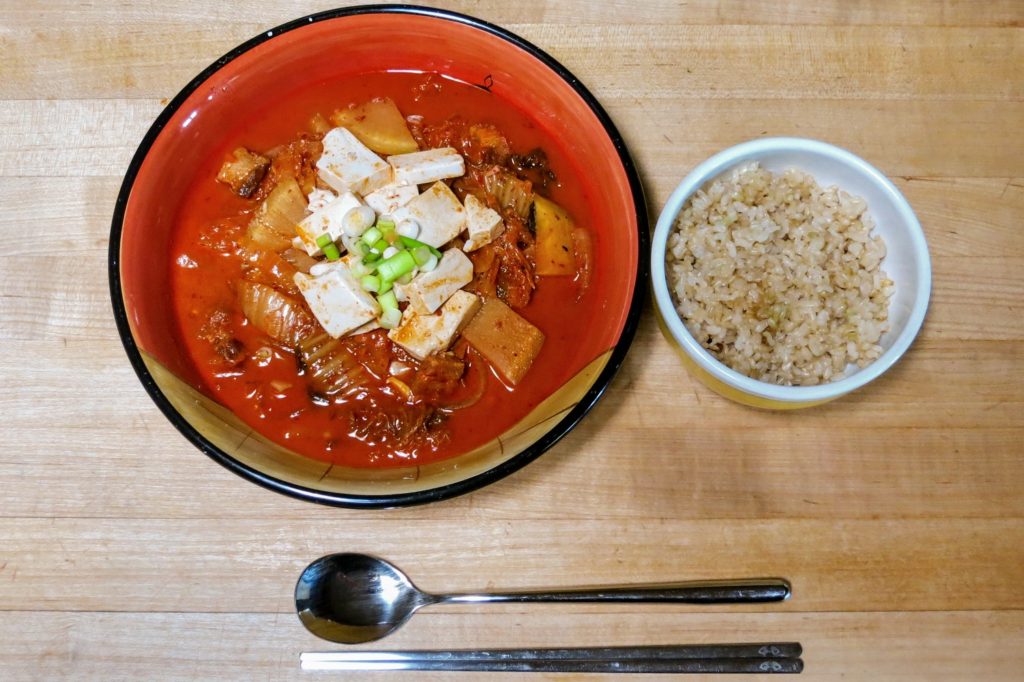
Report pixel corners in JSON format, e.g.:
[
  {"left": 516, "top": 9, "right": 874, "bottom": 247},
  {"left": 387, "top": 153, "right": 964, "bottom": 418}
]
[{"left": 441, "top": 578, "right": 790, "bottom": 604}]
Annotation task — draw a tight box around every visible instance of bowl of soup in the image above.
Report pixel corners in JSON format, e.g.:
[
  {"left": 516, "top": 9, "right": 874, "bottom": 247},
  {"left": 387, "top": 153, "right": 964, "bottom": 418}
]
[{"left": 109, "top": 6, "right": 646, "bottom": 507}]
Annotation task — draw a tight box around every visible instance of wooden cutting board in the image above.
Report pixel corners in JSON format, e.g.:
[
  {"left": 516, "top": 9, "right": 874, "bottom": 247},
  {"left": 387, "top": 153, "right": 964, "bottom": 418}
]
[{"left": 1, "top": 1, "right": 1021, "bottom": 679}]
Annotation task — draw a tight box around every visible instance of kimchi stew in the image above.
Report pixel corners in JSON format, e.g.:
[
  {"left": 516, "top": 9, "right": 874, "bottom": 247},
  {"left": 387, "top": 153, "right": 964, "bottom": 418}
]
[{"left": 171, "top": 73, "right": 597, "bottom": 467}]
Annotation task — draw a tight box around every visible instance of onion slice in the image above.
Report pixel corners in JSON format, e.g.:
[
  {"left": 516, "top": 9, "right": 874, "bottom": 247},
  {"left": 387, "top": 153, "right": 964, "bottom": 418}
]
[{"left": 435, "top": 348, "right": 488, "bottom": 412}]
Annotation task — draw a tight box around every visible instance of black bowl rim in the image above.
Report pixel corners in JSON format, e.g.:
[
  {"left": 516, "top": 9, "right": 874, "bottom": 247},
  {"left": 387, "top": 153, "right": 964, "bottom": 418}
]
[{"left": 108, "top": 4, "right": 649, "bottom": 509}]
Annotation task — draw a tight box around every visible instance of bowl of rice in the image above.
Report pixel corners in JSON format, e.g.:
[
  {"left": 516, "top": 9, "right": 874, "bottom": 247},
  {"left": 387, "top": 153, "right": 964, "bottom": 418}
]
[{"left": 651, "top": 137, "right": 931, "bottom": 408}]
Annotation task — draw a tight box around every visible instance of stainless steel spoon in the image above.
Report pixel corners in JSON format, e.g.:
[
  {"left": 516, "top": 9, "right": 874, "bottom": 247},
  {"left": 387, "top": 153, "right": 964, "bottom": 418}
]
[{"left": 295, "top": 553, "right": 791, "bottom": 644}]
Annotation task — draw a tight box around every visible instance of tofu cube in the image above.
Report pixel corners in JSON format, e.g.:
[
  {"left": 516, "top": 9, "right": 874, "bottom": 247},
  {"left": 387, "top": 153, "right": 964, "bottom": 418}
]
[
  {"left": 405, "top": 249, "right": 473, "bottom": 314},
  {"left": 387, "top": 205, "right": 412, "bottom": 227},
  {"left": 388, "top": 290, "right": 481, "bottom": 361},
  {"left": 388, "top": 147, "right": 465, "bottom": 186},
  {"left": 392, "top": 280, "right": 409, "bottom": 303},
  {"left": 295, "top": 191, "right": 364, "bottom": 256},
  {"left": 306, "top": 187, "right": 338, "bottom": 214},
  {"left": 404, "top": 181, "right": 467, "bottom": 248},
  {"left": 308, "top": 252, "right": 358, "bottom": 278},
  {"left": 363, "top": 182, "right": 419, "bottom": 216},
  {"left": 294, "top": 264, "right": 380, "bottom": 338},
  {"left": 316, "top": 127, "right": 392, "bottom": 196},
  {"left": 462, "top": 194, "right": 505, "bottom": 251},
  {"left": 346, "top": 318, "right": 381, "bottom": 337}
]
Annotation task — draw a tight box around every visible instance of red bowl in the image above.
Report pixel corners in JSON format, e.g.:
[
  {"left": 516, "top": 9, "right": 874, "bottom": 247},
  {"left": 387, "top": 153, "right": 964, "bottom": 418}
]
[{"left": 109, "top": 6, "right": 647, "bottom": 507}]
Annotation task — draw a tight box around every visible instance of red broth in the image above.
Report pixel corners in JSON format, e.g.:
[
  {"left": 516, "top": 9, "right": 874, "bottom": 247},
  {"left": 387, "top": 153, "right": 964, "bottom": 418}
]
[{"left": 170, "top": 71, "right": 602, "bottom": 468}]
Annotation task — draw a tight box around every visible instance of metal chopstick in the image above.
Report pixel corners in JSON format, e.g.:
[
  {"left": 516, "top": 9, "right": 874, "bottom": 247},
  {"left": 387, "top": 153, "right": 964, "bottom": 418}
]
[
  {"left": 301, "top": 643, "right": 804, "bottom": 673},
  {"left": 303, "top": 642, "right": 801, "bottom": 662},
  {"left": 301, "top": 656, "right": 803, "bottom": 673}
]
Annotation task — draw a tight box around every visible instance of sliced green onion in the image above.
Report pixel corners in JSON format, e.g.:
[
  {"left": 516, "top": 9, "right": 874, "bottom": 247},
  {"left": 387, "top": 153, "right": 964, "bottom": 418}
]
[
  {"left": 378, "top": 289, "right": 399, "bottom": 311},
  {"left": 360, "top": 274, "right": 381, "bottom": 293},
  {"left": 399, "top": 235, "right": 442, "bottom": 259},
  {"left": 361, "top": 227, "right": 383, "bottom": 246},
  {"left": 376, "top": 249, "right": 417, "bottom": 283},
  {"left": 419, "top": 253, "right": 438, "bottom": 272},
  {"left": 396, "top": 271, "right": 414, "bottom": 285},
  {"left": 362, "top": 251, "right": 382, "bottom": 265},
  {"left": 396, "top": 218, "right": 420, "bottom": 239},
  {"left": 377, "top": 220, "right": 396, "bottom": 242},
  {"left": 322, "top": 242, "right": 341, "bottom": 261},
  {"left": 372, "top": 238, "right": 389, "bottom": 253},
  {"left": 379, "top": 306, "right": 402, "bottom": 330},
  {"left": 357, "top": 241, "right": 371, "bottom": 256},
  {"left": 315, "top": 233, "right": 333, "bottom": 249},
  {"left": 343, "top": 205, "right": 375, "bottom": 235},
  {"left": 378, "top": 278, "right": 393, "bottom": 295},
  {"left": 349, "top": 260, "right": 371, "bottom": 278},
  {"left": 411, "top": 245, "right": 433, "bottom": 266}
]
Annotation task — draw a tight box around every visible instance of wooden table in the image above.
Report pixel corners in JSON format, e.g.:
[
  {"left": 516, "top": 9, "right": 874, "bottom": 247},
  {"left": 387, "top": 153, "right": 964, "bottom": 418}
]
[{"left": 2, "top": 2, "right": 1022, "bottom": 679}]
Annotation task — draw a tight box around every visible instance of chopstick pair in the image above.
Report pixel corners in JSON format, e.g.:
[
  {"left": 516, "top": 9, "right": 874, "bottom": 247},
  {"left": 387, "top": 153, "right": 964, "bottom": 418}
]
[{"left": 301, "top": 642, "right": 803, "bottom": 674}]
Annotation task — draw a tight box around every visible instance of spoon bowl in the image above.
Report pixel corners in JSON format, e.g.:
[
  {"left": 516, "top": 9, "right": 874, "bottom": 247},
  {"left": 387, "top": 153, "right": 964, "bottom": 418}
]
[
  {"left": 296, "top": 553, "right": 436, "bottom": 644},
  {"left": 296, "top": 553, "right": 791, "bottom": 645}
]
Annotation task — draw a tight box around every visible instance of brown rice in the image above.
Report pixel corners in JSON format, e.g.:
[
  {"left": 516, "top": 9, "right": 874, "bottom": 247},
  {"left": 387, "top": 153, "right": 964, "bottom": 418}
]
[{"left": 666, "top": 162, "right": 894, "bottom": 386}]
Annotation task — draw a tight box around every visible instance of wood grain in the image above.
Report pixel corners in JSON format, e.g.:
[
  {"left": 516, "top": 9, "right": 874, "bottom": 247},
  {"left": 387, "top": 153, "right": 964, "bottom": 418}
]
[
  {"left": 2, "top": 518, "right": 1022, "bottom": 613},
  {"left": 1, "top": 1, "right": 1022, "bottom": 679},
  {"left": 4, "top": 0, "right": 1024, "bottom": 28},
  {"left": 5, "top": 24, "right": 1021, "bottom": 100}
]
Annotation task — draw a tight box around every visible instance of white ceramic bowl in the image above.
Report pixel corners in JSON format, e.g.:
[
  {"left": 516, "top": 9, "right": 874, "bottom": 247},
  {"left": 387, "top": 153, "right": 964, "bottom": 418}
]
[{"left": 651, "top": 137, "right": 931, "bottom": 408}]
